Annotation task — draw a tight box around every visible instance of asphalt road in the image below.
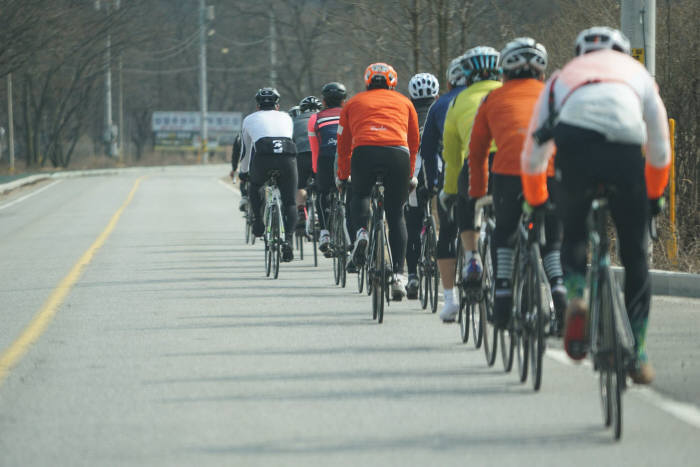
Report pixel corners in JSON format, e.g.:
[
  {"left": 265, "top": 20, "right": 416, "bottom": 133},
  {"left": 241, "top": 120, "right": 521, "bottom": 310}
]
[{"left": 0, "top": 165, "right": 698, "bottom": 466}]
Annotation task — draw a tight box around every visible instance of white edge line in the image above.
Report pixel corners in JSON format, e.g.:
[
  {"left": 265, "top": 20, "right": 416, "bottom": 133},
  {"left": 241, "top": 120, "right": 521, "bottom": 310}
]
[
  {"left": 217, "top": 178, "right": 239, "bottom": 196},
  {"left": 0, "top": 180, "right": 62, "bottom": 211},
  {"left": 546, "top": 348, "right": 700, "bottom": 430}
]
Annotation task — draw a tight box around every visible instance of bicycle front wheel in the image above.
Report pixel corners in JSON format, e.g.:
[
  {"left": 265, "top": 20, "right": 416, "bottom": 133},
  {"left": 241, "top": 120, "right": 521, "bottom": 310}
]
[
  {"left": 372, "top": 221, "right": 386, "bottom": 324},
  {"left": 530, "top": 247, "right": 548, "bottom": 391}
]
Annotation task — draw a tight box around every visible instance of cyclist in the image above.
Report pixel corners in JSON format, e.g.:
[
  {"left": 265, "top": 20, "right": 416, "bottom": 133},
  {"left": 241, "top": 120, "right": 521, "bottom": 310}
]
[
  {"left": 293, "top": 96, "right": 322, "bottom": 230},
  {"left": 308, "top": 82, "right": 348, "bottom": 256},
  {"left": 521, "top": 27, "right": 670, "bottom": 384},
  {"left": 337, "top": 62, "right": 420, "bottom": 300},
  {"left": 230, "top": 133, "right": 248, "bottom": 212},
  {"left": 239, "top": 87, "right": 298, "bottom": 262},
  {"left": 439, "top": 46, "right": 502, "bottom": 322},
  {"left": 468, "top": 37, "right": 566, "bottom": 330},
  {"left": 421, "top": 56, "right": 467, "bottom": 316},
  {"left": 405, "top": 72, "right": 440, "bottom": 299}
]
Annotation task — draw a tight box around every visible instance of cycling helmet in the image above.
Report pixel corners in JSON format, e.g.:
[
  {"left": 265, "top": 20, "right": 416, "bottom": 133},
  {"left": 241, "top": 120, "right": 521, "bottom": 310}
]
[
  {"left": 255, "top": 87, "right": 280, "bottom": 108},
  {"left": 299, "top": 96, "right": 322, "bottom": 112},
  {"left": 408, "top": 73, "right": 440, "bottom": 99},
  {"left": 500, "top": 37, "right": 547, "bottom": 78},
  {"left": 364, "top": 62, "right": 398, "bottom": 90},
  {"left": 321, "top": 82, "right": 347, "bottom": 102},
  {"left": 575, "top": 26, "right": 631, "bottom": 56},
  {"left": 446, "top": 57, "right": 467, "bottom": 87},
  {"left": 460, "top": 46, "right": 501, "bottom": 84},
  {"left": 288, "top": 105, "right": 301, "bottom": 117}
]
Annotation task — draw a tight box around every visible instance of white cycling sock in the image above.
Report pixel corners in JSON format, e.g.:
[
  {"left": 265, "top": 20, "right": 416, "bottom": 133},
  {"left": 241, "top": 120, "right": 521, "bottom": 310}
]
[
  {"left": 464, "top": 250, "right": 480, "bottom": 264},
  {"left": 444, "top": 288, "right": 456, "bottom": 304}
]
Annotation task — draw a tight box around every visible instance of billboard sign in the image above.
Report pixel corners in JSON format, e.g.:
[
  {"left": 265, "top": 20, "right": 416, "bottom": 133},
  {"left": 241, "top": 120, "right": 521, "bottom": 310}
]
[{"left": 152, "top": 111, "right": 242, "bottom": 150}]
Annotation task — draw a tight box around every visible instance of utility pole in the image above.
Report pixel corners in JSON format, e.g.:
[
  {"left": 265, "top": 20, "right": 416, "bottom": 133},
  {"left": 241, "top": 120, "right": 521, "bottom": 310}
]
[
  {"left": 7, "top": 73, "right": 15, "bottom": 173},
  {"left": 96, "top": 0, "right": 118, "bottom": 158},
  {"left": 269, "top": 10, "right": 277, "bottom": 88},
  {"left": 621, "top": 0, "right": 656, "bottom": 76},
  {"left": 199, "top": 0, "right": 209, "bottom": 163},
  {"left": 118, "top": 54, "right": 124, "bottom": 162}
]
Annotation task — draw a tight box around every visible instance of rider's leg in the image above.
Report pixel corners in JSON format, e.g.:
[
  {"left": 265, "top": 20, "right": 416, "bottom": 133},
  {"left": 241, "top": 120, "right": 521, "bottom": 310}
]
[
  {"left": 607, "top": 144, "right": 653, "bottom": 382},
  {"left": 491, "top": 174, "right": 521, "bottom": 329},
  {"left": 543, "top": 177, "right": 567, "bottom": 326}
]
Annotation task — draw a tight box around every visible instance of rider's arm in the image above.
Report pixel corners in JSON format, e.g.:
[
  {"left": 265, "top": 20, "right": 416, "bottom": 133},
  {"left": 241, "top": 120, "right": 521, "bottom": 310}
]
[
  {"left": 308, "top": 113, "right": 320, "bottom": 174},
  {"left": 336, "top": 104, "right": 352, "bottom": 180},
  {"left": 468, "top": 98, "right": 492, "bottom": 199},
  {"left": 521, "top": 76, "right": 557, "bottom": 206},
  {"left": 407, "top": 102, "right": 420, "bottom": 178},
  {"left": 420, "top": 103, "right": 441, "bottom": 190},
  {"left": 642, "top": 79, "right": 671, "bottom": 199},
  {"left": 441, "top": 103, "right": 461, "bottom": 195}
]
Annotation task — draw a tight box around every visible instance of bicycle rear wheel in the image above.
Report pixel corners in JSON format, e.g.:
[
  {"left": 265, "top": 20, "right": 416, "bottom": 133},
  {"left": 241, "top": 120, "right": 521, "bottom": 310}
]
[
  {"left": 297, "top": 231, "right": 304, "bottom": 260},
  {"left": 530, "top": 248, "right": 547, "bottom": 391},
  {"left": 272, "top": 206, "right": 281, "bottom": 279},
  {"left": 599, "top": 273, "right": 624, "bottom": 440},
  {"left": 265, "top": 238, "right": 271, "bottom": 277},
  {"left": 500, "top": 328, "right": 515, "bottom": 373},
  {"left": 418, "top": 231, "right": 428, "bottom": 310},
  {"left": 516, "top": 266, "right": 530, "bottom": 383},
  {"left": 471, "top": 297, "right": 483, "bottom": 349},
  {"left": 372, "top": 221, "right": 385, "bottom": 324},
  {"left": 428, "top": 226, "right": 439, "bottom": 313},
  {"left": 309, "top": 197, "right": 318, "bottom": 267}
]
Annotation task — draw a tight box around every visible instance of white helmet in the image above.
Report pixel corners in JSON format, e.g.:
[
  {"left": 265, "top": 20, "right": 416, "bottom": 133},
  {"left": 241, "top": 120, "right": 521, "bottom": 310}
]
[
  {"left": 461, "top": 46, "right": 500, "bottom": 83},
  {"left": 408, "top": 73, "right": 440, "bottom": 99},
  {"left": 446, "top": 57, "right": 466, "bottom": 87},
  {"left": 575, "top": 26, "right": 630, "bottom": 56},
  {"left": 500, "top": 37, "right": 547, "bottom": 75}
]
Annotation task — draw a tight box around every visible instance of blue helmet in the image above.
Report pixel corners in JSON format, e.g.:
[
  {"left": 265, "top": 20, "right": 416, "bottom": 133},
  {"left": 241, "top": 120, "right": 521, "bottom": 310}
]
[{"left": 460, "top": 46, "right": 501, "bottom": 84}]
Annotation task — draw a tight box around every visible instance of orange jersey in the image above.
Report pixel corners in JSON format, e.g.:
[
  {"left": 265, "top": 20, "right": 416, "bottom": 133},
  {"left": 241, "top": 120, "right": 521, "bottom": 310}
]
[
  {"left": 468, "top": 78, "right": 554, "bottom": 198},
  {"left": 337, "top": 88, "right": 420, "bottom": 180}
]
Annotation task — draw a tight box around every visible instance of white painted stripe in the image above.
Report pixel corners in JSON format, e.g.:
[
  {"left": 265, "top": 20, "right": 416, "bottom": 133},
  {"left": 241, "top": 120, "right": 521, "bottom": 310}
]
[
  {"left": 217, "top": 179, "right": 237, "bottom": 194},
  {"left": 546, "top": 348, "right": 700, "bottom": 430},
  {"left": 0, "top": 180, "right": 62, "bottom": 211}
]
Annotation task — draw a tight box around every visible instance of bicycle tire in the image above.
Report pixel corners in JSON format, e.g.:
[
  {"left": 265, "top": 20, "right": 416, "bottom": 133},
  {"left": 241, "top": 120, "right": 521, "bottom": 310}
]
[
  {"left": 265, "top": 238, "right": 271, "bottom": 277},
  {"left": 310, "top": 196, "right": 318, "bottom": 267},
  {"left": 471, "top": 295, "right": 484, "bottom": 349},
  {"left": 601, "top": 273, "right": 624, "bottom": 440},
  {"left": 272, "top": 205, "right": 281, "bottom": 279},
  {"left": 516, "top": 264, "right": 530, "bottom": 383},
  {"left": 481, "top": 232, "right": 498, "bottom": 367},
  {"left": 418, "top": 230, "right": 428, "bottom": 309},
  {"left": 428, "top": 225, "right": 439, "bottom": 313},
  {"left": 358, "top": 260, "right": 365, "bottom": 294},
  {"left": 500, "top": 328, "right": 515, "bottom": 373},
  {"left": 377, "top": 221, "right": 386, "bottom": 323},
  {"left": 460, "top": 301, "right": 470, "bottom": 344},
  {"left": 298, "top": 231, "right": 304, "bottom": 260},
  {"left": 530, "top": 246, "right": 547, "bottom": 391}
]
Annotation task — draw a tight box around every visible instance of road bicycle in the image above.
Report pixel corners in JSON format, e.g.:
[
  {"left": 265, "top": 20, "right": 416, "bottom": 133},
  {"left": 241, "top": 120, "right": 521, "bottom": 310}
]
[
  {"left": 263, "top": 170, "right": 284, "bottom": 279},
  {"left": 417, "top": 194, "right": 439, "bottom": 314},
  {"left": 328, "top": 187, "right": 351, "bottom": 288},
  {"left": 586, "top": 187, "right": 640, "bottom": 440},
  {"left": 510, "top": 208, "right": 555, "bottom": 390},
  {"left": 364, "top": 174, "right": 394, "bottom": 324},
  {"left": 294, "top": 177, "right": 319, "bottom": 266},
  {"left": 456, "top": 196, "right": 491, "bottom": 349}
]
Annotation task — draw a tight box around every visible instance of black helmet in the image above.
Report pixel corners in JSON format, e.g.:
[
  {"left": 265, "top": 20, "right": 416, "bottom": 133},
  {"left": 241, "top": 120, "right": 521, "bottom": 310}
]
[
  {"left": 321, "top": 82, "right": 347, "bottom": 102},
  {"left": 299, "top": 96, "right": 322, "bottom": 112},
  {"left": 255, "top": 87, "right": 280, "bottom": 108}
]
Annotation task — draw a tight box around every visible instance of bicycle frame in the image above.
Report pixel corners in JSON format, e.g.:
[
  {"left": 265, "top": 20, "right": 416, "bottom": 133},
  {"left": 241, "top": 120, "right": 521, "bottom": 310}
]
[{"left": 587, "top": 198, "right": 636, "bottom": 363}]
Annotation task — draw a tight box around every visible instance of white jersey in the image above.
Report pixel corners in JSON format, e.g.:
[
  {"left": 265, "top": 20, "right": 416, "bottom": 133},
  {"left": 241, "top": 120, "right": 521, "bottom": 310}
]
[{"left": 239, "top": 109, "right": 294, "bottom": 174}]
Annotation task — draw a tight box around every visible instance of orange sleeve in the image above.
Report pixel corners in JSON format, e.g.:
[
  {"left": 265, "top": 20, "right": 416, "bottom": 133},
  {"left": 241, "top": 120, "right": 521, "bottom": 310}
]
[
  {"left": 407, "top": 102, "right": 420, "bottom": 177},
  {"left": 337, "top": 104, "right": 352, "bottom": 180},
  {"left": 645, "top": 162, "right": 669, "bottom": 199},
  {"left": 521, "top": 172, "right": 549, "bottom": 206},
  {"left": 468, "top": 100, "right": 491, "bottom": 198}
]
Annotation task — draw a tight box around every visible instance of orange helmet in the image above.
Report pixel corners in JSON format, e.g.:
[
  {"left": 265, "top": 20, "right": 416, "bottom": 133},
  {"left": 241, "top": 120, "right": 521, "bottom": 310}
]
[{"left": 364, "top": 62, "right": 398, "bottom": 89}]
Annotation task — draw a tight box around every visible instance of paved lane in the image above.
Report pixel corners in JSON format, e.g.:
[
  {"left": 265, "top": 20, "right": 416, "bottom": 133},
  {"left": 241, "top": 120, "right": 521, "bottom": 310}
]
[{"left": 0, "top": 165, "right": 698, "bottom": 466}]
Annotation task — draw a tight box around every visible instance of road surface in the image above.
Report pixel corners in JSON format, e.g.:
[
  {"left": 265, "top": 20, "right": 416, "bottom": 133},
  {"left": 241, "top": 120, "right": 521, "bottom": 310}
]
[{"left": 0, "top": 165, "right": 698, "bottom": 466}]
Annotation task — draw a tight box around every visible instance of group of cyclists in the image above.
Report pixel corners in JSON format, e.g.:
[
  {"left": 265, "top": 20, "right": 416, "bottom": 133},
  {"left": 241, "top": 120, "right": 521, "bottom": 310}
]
[{"left": 230, "top": 26, "right": 670, "bottom": 387}]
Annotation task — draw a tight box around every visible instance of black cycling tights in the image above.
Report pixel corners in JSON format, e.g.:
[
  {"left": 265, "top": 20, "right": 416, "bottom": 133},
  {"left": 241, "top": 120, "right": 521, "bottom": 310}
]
[
  {"left": 350, "top": 146, "right": 410, "bottom": 274},
  {"left": 248, "top": 153, "right": 298, "bottom": 242},
  {"left": 553, "top": 123, "right": 650, "bottom": 329}
]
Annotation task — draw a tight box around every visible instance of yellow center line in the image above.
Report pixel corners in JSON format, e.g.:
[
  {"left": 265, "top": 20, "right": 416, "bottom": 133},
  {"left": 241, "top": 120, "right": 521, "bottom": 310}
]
[{"left": 0, "top": 176, "right": 146, "bottom": 385}]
